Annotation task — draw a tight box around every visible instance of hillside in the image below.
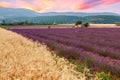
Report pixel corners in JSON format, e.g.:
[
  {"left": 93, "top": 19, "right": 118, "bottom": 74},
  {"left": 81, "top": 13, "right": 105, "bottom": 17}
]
[
  {"left": 0, "top": 8, "right": 120, "bottom": 24},
  {"left": 38, "top": 12, "right": 119, "bottom": 16},
  {"left": 0, "top": 8, "right": 40, "bottom": 18},
  {"left": 1, "top": 15, "right": 120, "bottom": 24},
  {"left": 0, "top": 8, "right": 119, "bottom": 17}
]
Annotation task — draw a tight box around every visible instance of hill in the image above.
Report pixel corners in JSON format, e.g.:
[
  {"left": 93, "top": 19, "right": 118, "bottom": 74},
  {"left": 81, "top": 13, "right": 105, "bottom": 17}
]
[
  {"left": 0, "top": 8, "right": 120, "bottom": 24},
  {"left": 1, "top": 15, "right": 120, "bottom": 24},
  {"left": 0, "top": 8, "right": 40, "bottom": 18},
  {"left": 38, "top": 12, "right": 120, "bottom": 16},
  {"left": 0, "top": 8, "right": 119, "bottom": 18}
]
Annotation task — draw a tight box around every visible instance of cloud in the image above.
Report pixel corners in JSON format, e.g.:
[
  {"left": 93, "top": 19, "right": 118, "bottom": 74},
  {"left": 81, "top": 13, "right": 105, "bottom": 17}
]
[
  {"left": 0, "top": 0, "right": 120, "bottom": 12},
  {"left": 74, "top": 3, "right": 92, "bottom": 10},
  {"left": 1, "top": 0, "right": 54, "bottom": 12},
  {"left": 32, "top": 0, "right": 54, "bottom": 12},
  {"left": 0, "top": 2, "right": 9, "bottom": 7},
  {"left": 102, "top": 0, "right": 120, "bottom": 5},
  {"left": 74, "top": 0, "right": 120, "bottom": 10},
  {"left": 14, "top": 0, "right": 42, "bottom": 11}
]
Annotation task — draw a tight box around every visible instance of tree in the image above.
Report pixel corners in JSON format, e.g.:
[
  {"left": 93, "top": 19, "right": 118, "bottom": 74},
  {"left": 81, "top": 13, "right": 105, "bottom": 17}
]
[
  {"left": 75, "top": 21, "right": 82, "bottom": 26},
  {"left": 116, "top": 23, "right": 120, "bottom": 26},
  {"left": 83, "top": 22, "right": 89, "bottom": 27},
  {"left": 24, "top": 21, "right": 28, "bottom": 25}
]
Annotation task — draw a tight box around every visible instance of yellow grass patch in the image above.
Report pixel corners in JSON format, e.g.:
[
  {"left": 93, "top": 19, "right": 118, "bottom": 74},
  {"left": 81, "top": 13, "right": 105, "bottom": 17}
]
[
  {"left": 0, "top": 28, "right": 87, "bottom": 80},
  {"left": 89, "top": 24, "right": 120, "bottom": 28}
]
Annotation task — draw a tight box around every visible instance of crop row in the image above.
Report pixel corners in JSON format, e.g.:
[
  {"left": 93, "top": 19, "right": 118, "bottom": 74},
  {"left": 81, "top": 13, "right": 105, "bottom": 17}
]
[{"left": 10, "top": 28, "right": 120, "bottom": 76}]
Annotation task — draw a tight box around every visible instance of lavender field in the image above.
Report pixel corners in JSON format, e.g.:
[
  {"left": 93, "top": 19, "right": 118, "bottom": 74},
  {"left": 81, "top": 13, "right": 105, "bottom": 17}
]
[{"left": 10, "top": 28, "right": 120, "bottom": 76}]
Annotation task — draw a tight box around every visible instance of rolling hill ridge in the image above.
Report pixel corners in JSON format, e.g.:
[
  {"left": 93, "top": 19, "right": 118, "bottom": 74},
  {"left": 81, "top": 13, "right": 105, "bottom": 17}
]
[{"left": 0, "top": 8, "right": 120, "bottom": 24}]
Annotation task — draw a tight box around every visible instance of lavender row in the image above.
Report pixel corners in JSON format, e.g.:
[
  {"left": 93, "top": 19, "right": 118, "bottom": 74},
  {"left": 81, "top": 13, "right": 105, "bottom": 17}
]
[
  {"left": 9, "top": 28, "right": 120, "bottom": 76},
  {"left": 15, "top": 29, "right": 120, "bottom": 60}
]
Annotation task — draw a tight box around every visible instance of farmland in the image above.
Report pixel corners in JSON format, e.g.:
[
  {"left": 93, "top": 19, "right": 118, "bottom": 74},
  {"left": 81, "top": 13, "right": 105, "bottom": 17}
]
[
  {"left": 1, "top": 1, "right": 120, "bottom": 79},
  {"left": 9, "top": 28, "right": 120, "bottom": 78},
  {"left": 0, "top": 28, "right": 89, "bottom": 80},
  {"left": 1, "top": 23, "right": 120, "bottom": 29}
]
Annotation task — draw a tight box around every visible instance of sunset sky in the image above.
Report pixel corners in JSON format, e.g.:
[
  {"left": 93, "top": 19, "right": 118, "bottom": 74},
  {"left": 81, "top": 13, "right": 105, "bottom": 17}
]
[{"left": 0, "top": 0, "right": 120, "bottom": 14}]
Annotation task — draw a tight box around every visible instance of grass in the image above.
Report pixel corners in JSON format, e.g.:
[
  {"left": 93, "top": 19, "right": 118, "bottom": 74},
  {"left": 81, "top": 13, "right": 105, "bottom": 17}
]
[
  {"left": 95, "top": 72, "right": 112, "bottom": 80},
  {"left": 75, "top": 64, "right": 84, "bottom": 73}
]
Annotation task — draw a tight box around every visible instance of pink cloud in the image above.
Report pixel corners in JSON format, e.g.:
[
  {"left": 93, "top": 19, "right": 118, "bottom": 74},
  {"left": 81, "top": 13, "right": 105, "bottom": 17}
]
[
  {"left": 0, "top": 2, "right": 9, "bottom": 7},
  {"left": 14, "top": 0, "right": 42, "bottom": 11},
  {"left": 75, "top": 3, "right": 92, "bottom": 10},
  {"left": 102, "top": 0, "right": 120, "bottom": 5},
  {"left": 32, "top": 0, "right": 54, "bottom": 12},
  {"left": 74, "top": 0, "right": 120, "bottom": 10},
  {"left": 0, "top": 0, "right": 120, "bottom": 12}
]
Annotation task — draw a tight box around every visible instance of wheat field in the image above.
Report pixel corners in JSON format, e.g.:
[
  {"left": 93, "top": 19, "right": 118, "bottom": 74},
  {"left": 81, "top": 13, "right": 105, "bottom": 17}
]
[{"left": 0, "top": 28, "right": 90, "bottom": 80}]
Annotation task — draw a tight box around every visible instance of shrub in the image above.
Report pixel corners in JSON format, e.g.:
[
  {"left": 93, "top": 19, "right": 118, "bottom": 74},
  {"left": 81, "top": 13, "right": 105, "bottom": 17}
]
[
  {"left": 83, "top": 22, "right": 89, "bottom": 27},
  {"left": 75, "top": 64, "right": 84, "bottom": 73},
  {"left": 75, "top": 21, "right": 82, "bottom": 26},
  {"left": 96, "top": 72, "right": 112, "bottom": 80},
  {"left": 116, "top": 23, "right": 120, "bottom": 26}
]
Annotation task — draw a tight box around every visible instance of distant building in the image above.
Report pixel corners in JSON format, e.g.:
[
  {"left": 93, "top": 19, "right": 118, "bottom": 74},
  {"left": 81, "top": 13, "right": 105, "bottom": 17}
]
[
  {"left": 77, "top": 25, "right": 81, "bottom": 27},
  {"left": 75, "top": 24, "right": 85, "bottom": 28},
  {"left": 75, "top": 24, "right": 82, "bottom": 27}
]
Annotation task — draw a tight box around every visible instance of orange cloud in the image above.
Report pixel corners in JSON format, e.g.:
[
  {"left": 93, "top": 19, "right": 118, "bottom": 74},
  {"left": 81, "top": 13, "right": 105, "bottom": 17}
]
[
  {"left": 32, "top": 0, "right": 55, "bottom": 12},
  {"left": 5, "top": 0, "right": 55, "bottom": 12},
  {"left": 15, "top": 0, "right": 42, "bottom": 11},
  {"left": 0, "top": 2, "right": 9, "bottom": 7}
]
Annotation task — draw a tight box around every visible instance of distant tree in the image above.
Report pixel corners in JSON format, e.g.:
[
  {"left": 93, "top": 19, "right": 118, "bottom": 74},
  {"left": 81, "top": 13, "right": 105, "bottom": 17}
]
[
  {"left": 24, "top": 21, "right": 28, "bottom": 25},
  {"left": 75, "top": 21, "right": 82, "bottom": 26},
  {"left": 83, "top": 22, "right": 89, "bottom": 27},
  {"left": 116, "top": 23, "right": 120, "bottom": 26}
]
